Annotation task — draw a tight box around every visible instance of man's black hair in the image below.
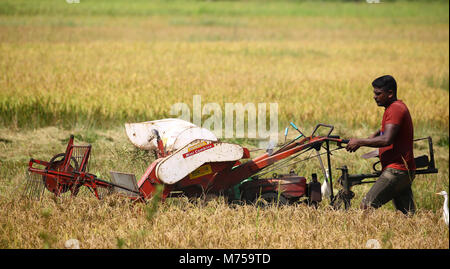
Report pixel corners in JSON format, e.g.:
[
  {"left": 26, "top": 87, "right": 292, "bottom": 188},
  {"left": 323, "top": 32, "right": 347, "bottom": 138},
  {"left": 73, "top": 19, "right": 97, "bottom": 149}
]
[{"left": 372, "top": 75, "right": 397, "bottom": 96}]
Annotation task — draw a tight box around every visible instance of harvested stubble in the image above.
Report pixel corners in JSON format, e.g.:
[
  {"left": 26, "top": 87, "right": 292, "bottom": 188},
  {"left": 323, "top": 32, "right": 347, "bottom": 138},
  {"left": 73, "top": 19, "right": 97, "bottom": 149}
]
[{"left": 0, "top": 193, "right": 448, "bottom": 249}]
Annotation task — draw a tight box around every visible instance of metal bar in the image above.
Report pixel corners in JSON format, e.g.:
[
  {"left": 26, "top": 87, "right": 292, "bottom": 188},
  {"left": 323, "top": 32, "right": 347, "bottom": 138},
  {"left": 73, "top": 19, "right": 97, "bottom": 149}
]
[
  {"left": 254, "top": 136, "right": 343, "bottom": 169},
  {"left": 251, "top": 138, "right": 347, "bottom": 179},
  {"left": 358, "top": 180, "right": 377, "bottom": 184},
  {"left": 415, "top": 168, "right": 439, "bottom": 175},
  {"left": 311, "top": 124, "right": 334, "bottom": 137},
  {"left": 427, "top": 137, "right": 436, "bottom": 171},
  {"left": 29, "top": 166, "right": 142, "bottom": 195},
  {"left": 29, "top": 158, "right": 51, "bottom": 169},
  {"left": 62, "top": 146, "right": 74, "bottom": 171},
  {"left": 79, "top": 146, "right": 91, "bottom": 172},
  {"left": 268, "top": 145, "right": 343, "bottom": 169},
  {"left": 274, "top": 134, "right": 305, "bottom": 155},
  {"left": 62, "top": 135, "right": 74, "bottom": 171},
  {"left": 290, "top": 122, "right": 306, "bottom": 137},
  {"left": 253, "top": 147, "right": 315, "bottom": 178},
  {"left": 315, "top": 149, "right": 328, "bottom": 182},
  {"left": 326, "top": 140, "right": 335, "bottom": 201}
]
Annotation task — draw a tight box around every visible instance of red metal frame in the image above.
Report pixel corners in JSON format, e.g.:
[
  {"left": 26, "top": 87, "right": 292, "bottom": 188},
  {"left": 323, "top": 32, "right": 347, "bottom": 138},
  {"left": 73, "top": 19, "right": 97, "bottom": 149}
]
[{"left": 28, "top": 135, "right": 143, "bottom": 200}]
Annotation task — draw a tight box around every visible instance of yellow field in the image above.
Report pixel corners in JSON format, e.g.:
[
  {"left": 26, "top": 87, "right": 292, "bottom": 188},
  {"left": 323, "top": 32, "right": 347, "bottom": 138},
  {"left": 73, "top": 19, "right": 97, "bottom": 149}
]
[
  {"left": 0, "top": 0, "right": 448, "bottom": 250},
  {"left": 1, "top": 2, "right": 448, "bottom": 132},
  {"left": 1, "top": 194, "right": 448, "bottom": 249},
  {"left": 1, "top": 39, "right": 448, "bottom": 130}
]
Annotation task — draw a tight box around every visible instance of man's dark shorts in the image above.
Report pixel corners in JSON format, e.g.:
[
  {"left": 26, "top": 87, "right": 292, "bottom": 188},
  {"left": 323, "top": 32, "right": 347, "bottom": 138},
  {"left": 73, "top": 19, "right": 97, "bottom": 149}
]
[{"left": 361, "top": 168, "right": 416, "bottom": 215}]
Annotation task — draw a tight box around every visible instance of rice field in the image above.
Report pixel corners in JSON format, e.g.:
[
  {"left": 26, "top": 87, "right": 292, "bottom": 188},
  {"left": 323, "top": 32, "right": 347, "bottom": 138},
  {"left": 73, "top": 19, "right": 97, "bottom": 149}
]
[{"left": 0, "top": 0, "right": 448, "bottom": 250}]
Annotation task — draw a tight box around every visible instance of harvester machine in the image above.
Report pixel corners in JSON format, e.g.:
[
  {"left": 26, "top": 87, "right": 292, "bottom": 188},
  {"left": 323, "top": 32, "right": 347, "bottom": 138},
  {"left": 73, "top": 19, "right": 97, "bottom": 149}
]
[{"left": 24, "top": 119, "right": 438, "bottom": 210}]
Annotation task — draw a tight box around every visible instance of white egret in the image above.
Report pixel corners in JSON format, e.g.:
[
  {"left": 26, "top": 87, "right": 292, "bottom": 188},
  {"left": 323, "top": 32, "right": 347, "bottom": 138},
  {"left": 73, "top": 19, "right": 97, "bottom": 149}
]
[
  {"left": 436, "top": 191, "right": 448, "bottom": 226},
  {"left": 64, "top": 238, "right": 80, "bottom": 249}
]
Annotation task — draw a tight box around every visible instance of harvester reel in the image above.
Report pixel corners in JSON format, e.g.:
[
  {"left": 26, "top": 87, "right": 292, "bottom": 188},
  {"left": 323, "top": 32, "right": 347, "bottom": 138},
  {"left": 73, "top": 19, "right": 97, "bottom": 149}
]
[{"left": 43, "top": 153, "right": 79, "bottom": 196}]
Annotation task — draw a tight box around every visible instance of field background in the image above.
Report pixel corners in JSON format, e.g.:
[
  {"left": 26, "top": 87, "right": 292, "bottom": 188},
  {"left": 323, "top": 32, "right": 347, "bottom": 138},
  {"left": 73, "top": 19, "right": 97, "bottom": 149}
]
[{"left": 0, "top": 0, "right": 448, "bottom": 249}]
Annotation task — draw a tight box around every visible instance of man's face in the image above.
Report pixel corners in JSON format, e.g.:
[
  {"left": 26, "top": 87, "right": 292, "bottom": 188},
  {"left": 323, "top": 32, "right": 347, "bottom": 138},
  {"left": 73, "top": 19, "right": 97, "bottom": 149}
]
[{"left": 373, "top": 87, "right": 393, "bottom": 107}]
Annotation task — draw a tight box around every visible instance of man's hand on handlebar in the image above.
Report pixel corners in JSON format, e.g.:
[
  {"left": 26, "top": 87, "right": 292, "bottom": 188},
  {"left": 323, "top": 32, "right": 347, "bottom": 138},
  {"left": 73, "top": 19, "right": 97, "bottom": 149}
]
[{"left": 346, "top": 138, "right": 361, "bottom": 152}]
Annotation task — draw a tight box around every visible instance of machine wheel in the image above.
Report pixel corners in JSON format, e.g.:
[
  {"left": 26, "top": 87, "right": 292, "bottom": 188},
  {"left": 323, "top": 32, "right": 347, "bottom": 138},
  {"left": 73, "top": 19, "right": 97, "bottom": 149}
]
[
  {"left": 254, "top": 192, "right": 288, "bottom": 208},
  {"left": 43, "top": 153, "right": 79, "bottom": 196}
]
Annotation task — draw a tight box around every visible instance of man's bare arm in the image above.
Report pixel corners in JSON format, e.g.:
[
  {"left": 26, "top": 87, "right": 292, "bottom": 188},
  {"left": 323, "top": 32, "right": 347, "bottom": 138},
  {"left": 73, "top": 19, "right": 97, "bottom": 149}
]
[
  {"left": 368, "top": 130, "right": 381, "bottom": 139},
  {"left": 346, "top": 124, "right": 399, "bottom": 152}
]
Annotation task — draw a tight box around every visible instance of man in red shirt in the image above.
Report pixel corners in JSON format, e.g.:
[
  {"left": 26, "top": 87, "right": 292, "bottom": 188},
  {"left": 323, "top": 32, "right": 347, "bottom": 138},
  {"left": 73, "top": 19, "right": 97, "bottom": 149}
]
[{"left": 346, "top": 75, "right": 416, "bottom": 215}]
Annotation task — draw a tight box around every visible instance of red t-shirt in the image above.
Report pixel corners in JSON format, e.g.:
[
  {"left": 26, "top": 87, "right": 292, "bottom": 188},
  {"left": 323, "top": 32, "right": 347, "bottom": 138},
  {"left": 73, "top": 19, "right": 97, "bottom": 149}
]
[{"left": 379, "top": 100, "right": 416, "bottom": 171}]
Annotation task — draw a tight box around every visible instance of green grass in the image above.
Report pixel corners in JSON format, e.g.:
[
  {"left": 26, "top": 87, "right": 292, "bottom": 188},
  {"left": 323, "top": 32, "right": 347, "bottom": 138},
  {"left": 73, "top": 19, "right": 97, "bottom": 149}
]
[{"left": 0, "top": 0, "right": 447, "bottom": 18}]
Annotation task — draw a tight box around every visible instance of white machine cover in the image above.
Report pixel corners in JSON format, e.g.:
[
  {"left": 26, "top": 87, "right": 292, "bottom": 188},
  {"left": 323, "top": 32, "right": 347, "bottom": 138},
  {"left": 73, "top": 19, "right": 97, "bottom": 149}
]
[
  {"left": 156, "top": 139, "right": 244, "bottom": 184},
  {"left": 125, "top": 118, "right": 218, "bottom": 153}
]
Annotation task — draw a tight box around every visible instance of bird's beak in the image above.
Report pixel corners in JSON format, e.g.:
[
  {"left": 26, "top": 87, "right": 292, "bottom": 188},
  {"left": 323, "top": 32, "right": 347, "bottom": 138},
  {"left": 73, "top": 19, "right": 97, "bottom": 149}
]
[{"left": 435, "top": 193, "right": 441, "bottom": 195}]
